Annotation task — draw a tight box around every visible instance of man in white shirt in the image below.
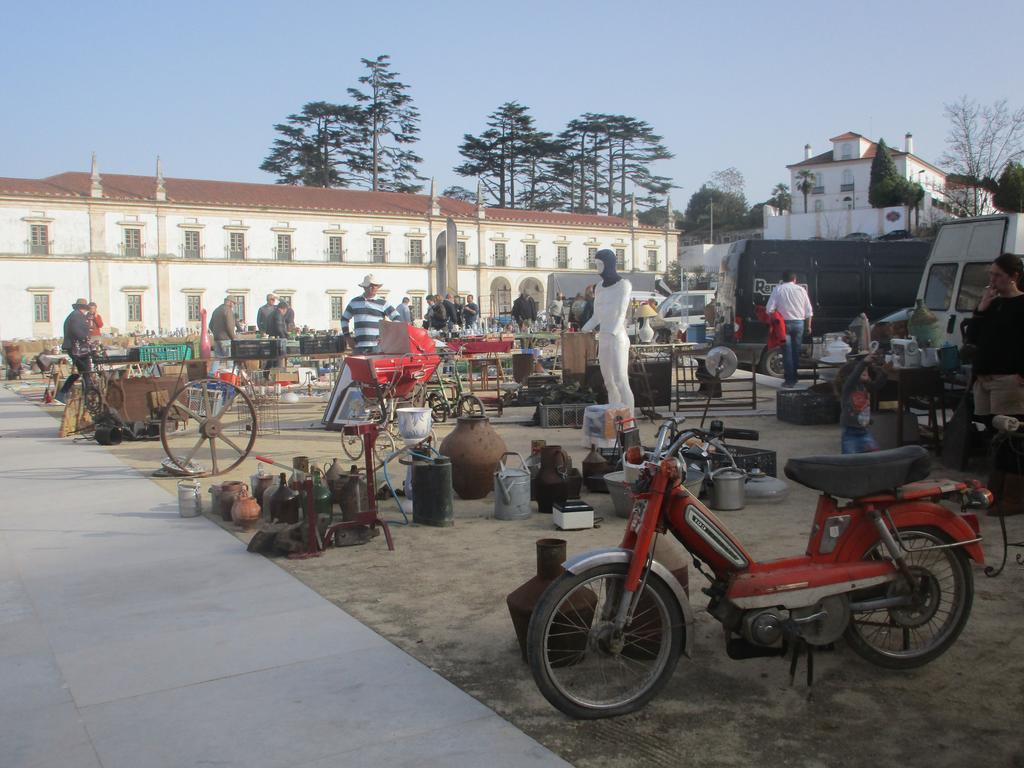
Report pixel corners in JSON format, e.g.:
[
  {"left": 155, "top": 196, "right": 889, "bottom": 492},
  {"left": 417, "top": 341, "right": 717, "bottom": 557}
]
[{"left": 766, "top": 271, "right": 813, "bottom": 388}]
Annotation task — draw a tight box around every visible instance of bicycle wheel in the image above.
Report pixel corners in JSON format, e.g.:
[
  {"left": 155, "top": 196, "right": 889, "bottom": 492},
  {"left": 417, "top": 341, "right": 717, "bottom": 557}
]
[
  {"left": 845, "top": 528, "right": 974, "bottom": 669},
  {"left": 527, "top": 563, "right": 683, "bottom": 719},
  {"left": 456, "top": 394, "right": 485, "bottom": 418},
  {"left": 427, "top": 392, "right": 449, "bottom": 424},
  {"left": 341, "top": 432, "right": 364, "bottom": 461}
]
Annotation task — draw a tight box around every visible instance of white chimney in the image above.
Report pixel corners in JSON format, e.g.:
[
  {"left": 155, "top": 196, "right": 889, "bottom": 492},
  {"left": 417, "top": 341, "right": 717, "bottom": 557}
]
[
  {"left": 804, "top": 144, "right": 812, "bottom": 160},
  {"left": 905, "top": 132, "right": 914, "bottom": 154}
]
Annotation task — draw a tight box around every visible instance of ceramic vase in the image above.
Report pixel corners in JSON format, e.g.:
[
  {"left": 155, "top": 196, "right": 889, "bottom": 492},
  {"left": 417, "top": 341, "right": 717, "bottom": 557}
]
[{"left": 439, "top": 415, "right": 507, "bottom": 500}]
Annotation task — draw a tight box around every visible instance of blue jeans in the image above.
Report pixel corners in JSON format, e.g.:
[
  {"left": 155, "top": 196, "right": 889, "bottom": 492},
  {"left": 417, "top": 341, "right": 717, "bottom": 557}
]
[
  {"left": 782, "top": 320, "right": 804, "bottom": 385},
  {"left": 842, "top": 426, "right": 879, "bottom": 454}
]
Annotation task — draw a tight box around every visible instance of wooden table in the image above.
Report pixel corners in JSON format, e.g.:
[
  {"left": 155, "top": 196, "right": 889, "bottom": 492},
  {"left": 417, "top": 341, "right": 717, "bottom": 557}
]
[{"left": 873, "top": 366, "right": 944, "bottom": 449}]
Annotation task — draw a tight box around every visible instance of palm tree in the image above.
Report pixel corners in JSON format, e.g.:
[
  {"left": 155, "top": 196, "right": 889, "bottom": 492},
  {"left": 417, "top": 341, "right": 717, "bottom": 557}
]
[
  {"left": 796, "top": 170, "right": 815, "bottom": 213},
  {"left": 770, "top": 182, "right": 791, "bottom": 212}
]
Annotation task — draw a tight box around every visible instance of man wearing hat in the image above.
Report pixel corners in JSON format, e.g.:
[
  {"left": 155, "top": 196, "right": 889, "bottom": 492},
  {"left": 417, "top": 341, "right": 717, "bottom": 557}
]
[
  {"left": 340, "top": 274, "right": 400, "bottom": 354},
  {"left": 55, "top": 298, "right": 93, "bottom": 404}
]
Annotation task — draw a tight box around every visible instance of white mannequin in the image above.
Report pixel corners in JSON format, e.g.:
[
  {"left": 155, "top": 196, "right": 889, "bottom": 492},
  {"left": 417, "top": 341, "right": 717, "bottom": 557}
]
[{"left": 582, "top": 249, "right": 634, "bottom": 413}]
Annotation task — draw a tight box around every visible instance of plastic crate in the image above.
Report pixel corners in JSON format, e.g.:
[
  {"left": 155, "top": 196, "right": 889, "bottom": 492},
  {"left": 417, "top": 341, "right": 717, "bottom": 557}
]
[
  {"left": 776, "top": 389, "right": 840, "bottom": 426},
  {"left": 299, "top": 336, "right": 342, "bottom": 355},
  {"left": 137, "top": 343, "right": 194, "bottom": 362},
  {"left": 712, "top": 445, "right": 778, "bottom": 478},
  {"left": 538, "top": 403, "right": 588, "bottom": 428},
  {"left": 231, "top": 338, "right": 286, "bottom": 360}
]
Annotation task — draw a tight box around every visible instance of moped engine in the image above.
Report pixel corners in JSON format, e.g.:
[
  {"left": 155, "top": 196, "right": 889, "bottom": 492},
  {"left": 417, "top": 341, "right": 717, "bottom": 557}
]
[
  {"left": 739, "top": 595, "right": 851, "bottom": 647},
  {"left": 791, "top": 596, "right": 850, "bottom": 645},
  {"left": 741, "top": 609, "right": 785, "bottom": 646}
]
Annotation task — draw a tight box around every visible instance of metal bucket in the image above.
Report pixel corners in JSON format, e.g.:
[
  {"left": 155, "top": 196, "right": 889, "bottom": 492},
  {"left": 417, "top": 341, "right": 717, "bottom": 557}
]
[
  {"left": 177, "top": 479, "right": 202, "bottom": 518},
  {"left": 494, "top": 452, "right": 531, "bottom": 520},
  {"left": 710, "top": 467, "right": 746, "bottom": 511}
]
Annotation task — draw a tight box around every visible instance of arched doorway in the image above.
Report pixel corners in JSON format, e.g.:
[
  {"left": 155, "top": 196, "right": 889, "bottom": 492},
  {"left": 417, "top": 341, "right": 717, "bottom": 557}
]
[
  {"left": 519, "top": 277, "right": 544, "bottom": 310},
  {"left": 489, "top": 277, "right": 512, "bottom": 319}
]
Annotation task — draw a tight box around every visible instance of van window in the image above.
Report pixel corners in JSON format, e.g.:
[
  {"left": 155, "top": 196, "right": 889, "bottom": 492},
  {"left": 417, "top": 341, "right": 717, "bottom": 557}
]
[
  {"left": 967, "top": 220, "right": 1007, "bottom": 260},
  {"left": 817, "top": 271, "right": 861, "bottom": 306},
  {"left": 923, "top": 263, "right": 958, "bottom": 310},
  {"left": 956, "top": 263, "right": 992, "bottom": 312},
  {"left": 870, "top": 271, "right": 920, "bottom": 309}
]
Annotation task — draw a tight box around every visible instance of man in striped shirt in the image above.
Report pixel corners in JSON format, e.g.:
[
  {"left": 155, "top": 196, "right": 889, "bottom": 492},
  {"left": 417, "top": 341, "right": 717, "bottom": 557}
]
[{"left": 340, "top": 274, "right": 400, "bottom": 353}]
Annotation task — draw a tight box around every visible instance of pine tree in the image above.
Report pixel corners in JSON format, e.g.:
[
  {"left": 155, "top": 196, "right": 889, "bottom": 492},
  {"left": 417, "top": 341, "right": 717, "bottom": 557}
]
[
  {"left": 454, "top": 102, "right": 555, "bottom": 208},
  {"left": 347, "top": 55, "right": 424, "bottom": 193},
  {"left": 260, "top": 102, "right": 364, "bottom": 187},
  {"left": 868, "top": 138, "right": 905, "bottom": 208},
  {"left": 993, "top": 161, "right": 1024, "bottom": 212}
]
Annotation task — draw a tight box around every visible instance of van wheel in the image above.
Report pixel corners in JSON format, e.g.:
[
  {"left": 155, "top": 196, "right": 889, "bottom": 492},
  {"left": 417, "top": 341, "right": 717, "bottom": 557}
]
[{"left": 758, "top": 348, "right": 785, "bottom": 378}]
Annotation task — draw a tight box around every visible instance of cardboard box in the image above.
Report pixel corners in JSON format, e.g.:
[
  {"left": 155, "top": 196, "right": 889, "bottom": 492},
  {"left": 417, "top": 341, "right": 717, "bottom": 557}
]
[{"left": 270, "top": 368, "right": 299, "bottom": 384}]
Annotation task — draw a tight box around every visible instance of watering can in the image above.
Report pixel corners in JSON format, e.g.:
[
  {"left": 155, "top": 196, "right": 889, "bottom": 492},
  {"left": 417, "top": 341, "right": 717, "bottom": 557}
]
[{"left": 494, "top": 452, "right": 531, "bottom": 521}]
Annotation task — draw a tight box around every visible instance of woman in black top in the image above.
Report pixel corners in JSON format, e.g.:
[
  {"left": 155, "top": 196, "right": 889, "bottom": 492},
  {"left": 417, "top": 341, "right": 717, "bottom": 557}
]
[{"left": 965, "top": 252, "right": 1024, "bottom": 417}]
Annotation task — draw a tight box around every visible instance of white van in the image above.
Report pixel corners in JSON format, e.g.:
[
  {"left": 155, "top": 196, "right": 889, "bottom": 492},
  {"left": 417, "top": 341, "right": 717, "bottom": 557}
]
[
  {"left": 651, "top": 290, "right": 716, "bottom": 342},
  {"left": 916, "top": 214, "right": 1024, "bottom": 346}
]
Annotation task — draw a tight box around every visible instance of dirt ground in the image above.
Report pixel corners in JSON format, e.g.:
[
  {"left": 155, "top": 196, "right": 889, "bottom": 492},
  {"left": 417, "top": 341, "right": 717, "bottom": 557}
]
[{"left": 14, "top": 381, "right": 1024, "bottom": 768}]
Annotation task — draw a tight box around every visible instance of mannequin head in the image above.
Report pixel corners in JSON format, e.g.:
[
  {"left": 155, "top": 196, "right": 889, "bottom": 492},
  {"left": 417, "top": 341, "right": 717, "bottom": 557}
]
[{"left": 594, "top": 249, "right": 620, "bottom": 287}]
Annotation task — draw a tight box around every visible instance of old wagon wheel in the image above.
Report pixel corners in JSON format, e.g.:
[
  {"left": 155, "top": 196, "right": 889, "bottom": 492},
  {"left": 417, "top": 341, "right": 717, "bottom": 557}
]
[{"left": 160, "top": 377, "right": 257, "bottom": 476}]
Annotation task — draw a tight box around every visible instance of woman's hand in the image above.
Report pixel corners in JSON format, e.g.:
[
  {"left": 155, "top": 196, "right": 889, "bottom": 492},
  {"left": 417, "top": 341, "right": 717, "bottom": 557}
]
[{"left": 978, "top": 285, "right": 998, "bottom": 312}]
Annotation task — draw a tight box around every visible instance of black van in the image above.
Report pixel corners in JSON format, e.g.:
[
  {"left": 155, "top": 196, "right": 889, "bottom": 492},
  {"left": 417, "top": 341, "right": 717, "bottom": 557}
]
[{"left": 713, "top": 239, "right": 930, "bottom": 376}]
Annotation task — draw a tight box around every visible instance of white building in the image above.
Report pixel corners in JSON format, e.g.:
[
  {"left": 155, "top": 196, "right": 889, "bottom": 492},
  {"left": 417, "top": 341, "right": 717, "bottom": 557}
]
[
  {"left": 764, "top": 132, "right": 949, "bottom": 239},
  {"left": 0, "top": 158, "right": 676, "bottom": 339}
]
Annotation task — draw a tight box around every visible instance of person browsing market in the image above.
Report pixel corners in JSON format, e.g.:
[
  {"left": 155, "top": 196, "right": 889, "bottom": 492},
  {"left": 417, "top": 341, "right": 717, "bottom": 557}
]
[
  {"left": 766, "top": 271, "right": 813, "bottom": 388},
  {"left": 340, "top": 274, "right": 400, "bottom": 353}
]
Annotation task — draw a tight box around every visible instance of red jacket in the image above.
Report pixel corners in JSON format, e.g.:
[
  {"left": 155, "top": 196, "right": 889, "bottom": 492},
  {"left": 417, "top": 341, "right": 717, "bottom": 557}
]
[
  {"left": 89, "top": 313, "right": 104, "bottom": 337},
  {"left": 755, "top": 306, "right": 786, "bottom": 350}
]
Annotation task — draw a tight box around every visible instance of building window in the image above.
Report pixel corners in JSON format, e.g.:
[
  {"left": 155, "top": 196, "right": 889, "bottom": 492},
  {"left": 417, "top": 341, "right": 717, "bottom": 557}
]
[
  {"left": 840, "top": 169, "right": 854, "bottom": 192},
  {"left": 183, "top": 229, "right": 201, "bottom": 259},
  {"left": 557, "top": 245, "right": 568, "bottom": 269},
  {"left": 186, "top": 294, "right": 202, "bottom": 322},
  {"left": 33, "top": 294, "right": 50, "bottom": 322},
  {"left": 330, "top": 296, "right": 344, "bottom": 321},
  {"left": 615, "top": 248, "right": 626, "bottom": 270},
  {"left": 814, "top": 199, "right": 824, "bottom": 212},
  {"left": 276, "top": 234, "right": 292, "bottom": 261},
  {"left": 841, "top": 143, "right": 853, "bottom": 160},
  {"left": 457, "top": 241, "right": 467, "bottom": 265},
  {"left": 126, "top": 294, "right": 143, "bottom": 323},
  {"left": 812, "top": 173, "right": 824, "bottom": 194},
  {"left": 587, "top": 247, "right": 597, "bottom": 269},
  {"left": 371, "top": 237, "right": 386, "bottom": 263},
  {"left": 647, "top": 249, "right": 658, "bottom": 271},
  {"left": 328, "top": 236, "right": 343, "bottom": 262},
  {"left": 409, "top": 239, "right": 424, "bottom": 264},
  {"left": 494, "top": 242, "right": 507, "bottom": 267},
  {"left": 123, "top": 227, "right": 142, "bottom": 257},
  {"left": 524, "top": 244, "right": 537, "bottom": 268},
  {"left": 228, "top": 232, "right": 245, "bottom": 260},
  {"left": 410, "top": 296, "right": 423, "bottom": 319},
  {"left": 229, "top": 294, "right": 246, "bottom": 324},
  {"left": 29, "top": 224, "right": 50, "bottom": 255}
]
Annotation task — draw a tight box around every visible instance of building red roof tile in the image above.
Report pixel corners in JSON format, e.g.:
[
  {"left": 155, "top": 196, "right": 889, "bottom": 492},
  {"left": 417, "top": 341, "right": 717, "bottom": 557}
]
[
  {"left": 828, "top": 131, "right": 865, "bottom": 142},
  {"left": 0, "top": 171, "right": 643, "bottom": 230}
]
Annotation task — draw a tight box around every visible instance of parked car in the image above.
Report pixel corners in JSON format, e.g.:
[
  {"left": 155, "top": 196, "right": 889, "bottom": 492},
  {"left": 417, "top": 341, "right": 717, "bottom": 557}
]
[
  {"left": 648, "top": 290, "right": 715, "bottom": 342},
  {"left": 876, "top": 229, "right": 913, "bottom": 241},
  {"left": 842, "top": 232, "right": 872, "bottom": 241}
]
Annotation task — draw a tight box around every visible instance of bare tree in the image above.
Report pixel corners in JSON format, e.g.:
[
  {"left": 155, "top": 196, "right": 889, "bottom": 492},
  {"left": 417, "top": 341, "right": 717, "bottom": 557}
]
[{"left": 941, "top": 96, "right": 1024, "bottom": 216}]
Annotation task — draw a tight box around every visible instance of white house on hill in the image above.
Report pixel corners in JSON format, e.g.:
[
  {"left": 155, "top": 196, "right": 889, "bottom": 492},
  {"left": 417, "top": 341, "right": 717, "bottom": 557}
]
[{"left": 764, "top": 132, "right": 950, "bottom": 239}]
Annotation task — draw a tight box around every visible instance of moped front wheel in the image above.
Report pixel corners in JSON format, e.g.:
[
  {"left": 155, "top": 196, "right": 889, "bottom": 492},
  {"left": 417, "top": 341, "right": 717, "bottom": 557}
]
[
  {"left": 845, "top": 527, "right": 973, "bottom": 669},
  {"left": 526, "top": 563, "right": 683, "bottom": 719}
]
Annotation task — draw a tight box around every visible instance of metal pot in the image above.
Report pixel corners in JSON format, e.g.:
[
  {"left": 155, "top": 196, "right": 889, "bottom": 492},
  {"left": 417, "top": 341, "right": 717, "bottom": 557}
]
[{"left": 710, "top": 467, "right": 746, "bottom": 511}]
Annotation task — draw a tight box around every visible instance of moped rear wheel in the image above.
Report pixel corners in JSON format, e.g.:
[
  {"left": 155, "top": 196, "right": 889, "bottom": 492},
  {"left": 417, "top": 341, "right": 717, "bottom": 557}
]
[
  {"left": 526, "top": 563, "right": 683, "bottom": 719},
  {"left": 845, "top": 528, "right": 973, "bottom": 669}
]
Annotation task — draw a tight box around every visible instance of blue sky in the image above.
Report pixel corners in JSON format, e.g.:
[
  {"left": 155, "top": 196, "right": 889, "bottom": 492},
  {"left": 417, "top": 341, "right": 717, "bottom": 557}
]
[{"left": 2, "top": 0, "right": 1021, "bottom": 210}]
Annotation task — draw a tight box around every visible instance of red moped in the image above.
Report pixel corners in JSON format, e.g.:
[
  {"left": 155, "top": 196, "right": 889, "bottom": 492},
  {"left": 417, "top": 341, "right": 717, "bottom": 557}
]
[{"left": 527, "top": 444, "right": 989, "bottom": 719}]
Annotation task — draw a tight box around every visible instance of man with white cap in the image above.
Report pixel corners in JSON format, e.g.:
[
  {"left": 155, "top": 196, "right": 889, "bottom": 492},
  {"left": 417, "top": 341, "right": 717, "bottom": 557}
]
[{"left": 340, "top": 274, "right": 400, "bottom": 354}]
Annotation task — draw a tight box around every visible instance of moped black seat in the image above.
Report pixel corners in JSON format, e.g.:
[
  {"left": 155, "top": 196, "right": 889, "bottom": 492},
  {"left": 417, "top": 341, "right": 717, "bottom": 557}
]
[{"left": 784, "top": 446, "right": 930, "bottom": 499}]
